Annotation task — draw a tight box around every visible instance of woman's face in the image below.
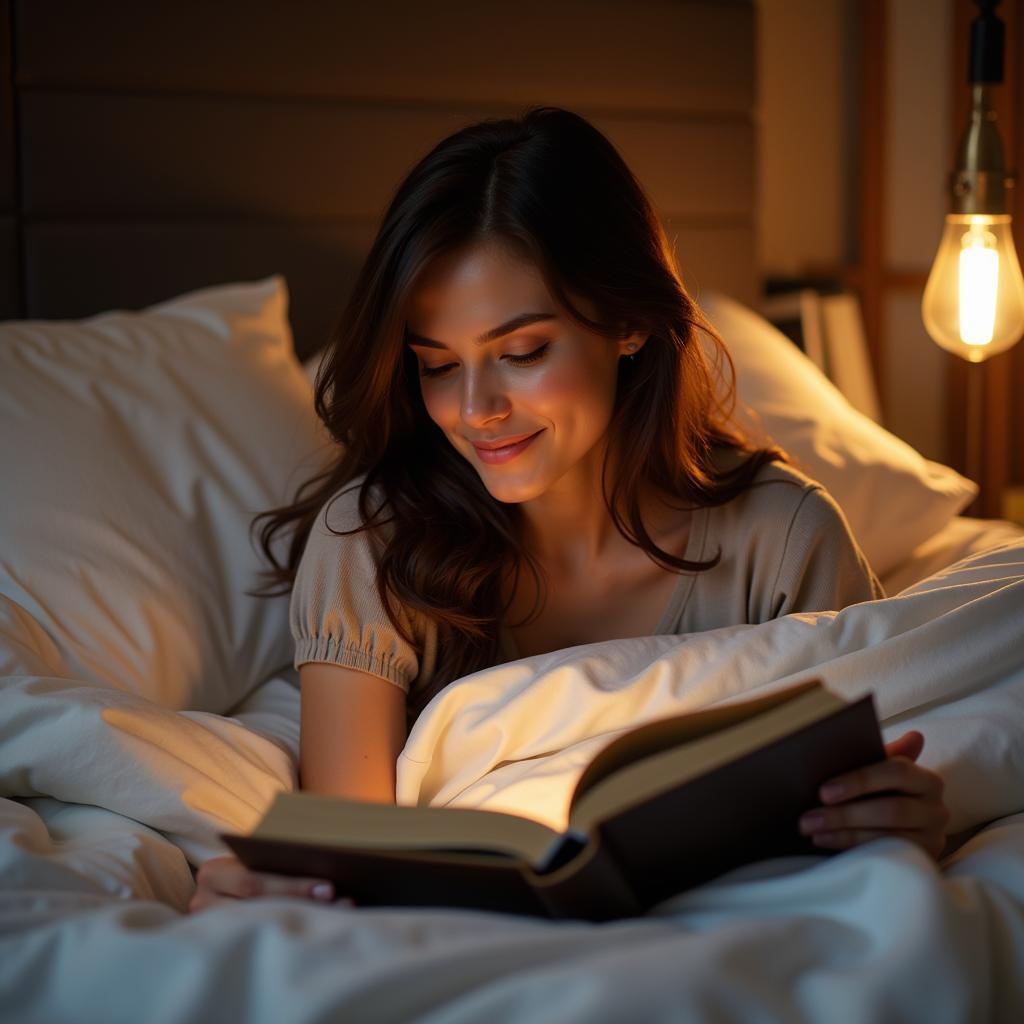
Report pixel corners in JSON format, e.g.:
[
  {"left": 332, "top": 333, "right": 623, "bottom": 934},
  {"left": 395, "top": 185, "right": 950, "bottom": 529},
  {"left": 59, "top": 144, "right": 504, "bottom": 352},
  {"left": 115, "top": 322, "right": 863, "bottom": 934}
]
[{"left": 405, "top": 240, "right": 643, "bottom": 505}]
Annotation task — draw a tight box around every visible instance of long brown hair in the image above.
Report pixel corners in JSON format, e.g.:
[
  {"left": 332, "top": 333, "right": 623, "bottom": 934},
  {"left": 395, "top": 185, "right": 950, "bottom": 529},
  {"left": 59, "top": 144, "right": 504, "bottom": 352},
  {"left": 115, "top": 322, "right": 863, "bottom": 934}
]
[{"left": 249, "top": 106, "right": 784, "bottom": 724}]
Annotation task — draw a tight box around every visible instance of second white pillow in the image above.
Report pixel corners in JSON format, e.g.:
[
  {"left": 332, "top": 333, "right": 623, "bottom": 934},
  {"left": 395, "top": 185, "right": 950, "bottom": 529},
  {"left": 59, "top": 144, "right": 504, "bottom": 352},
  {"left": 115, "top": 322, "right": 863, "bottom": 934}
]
[{"left": 701, "top": 291, "right": 976, "bottom": 577}]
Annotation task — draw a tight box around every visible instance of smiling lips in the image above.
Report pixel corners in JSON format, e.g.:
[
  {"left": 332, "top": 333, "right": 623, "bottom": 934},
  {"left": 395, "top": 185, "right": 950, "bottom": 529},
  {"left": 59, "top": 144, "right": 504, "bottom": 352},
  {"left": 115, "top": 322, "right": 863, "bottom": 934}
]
[
  {"left": 471, "top": 430, "right": 544, "bottom": 464},
  {"left": 471, "top": 431, "right": 539, "bottom": 450}
]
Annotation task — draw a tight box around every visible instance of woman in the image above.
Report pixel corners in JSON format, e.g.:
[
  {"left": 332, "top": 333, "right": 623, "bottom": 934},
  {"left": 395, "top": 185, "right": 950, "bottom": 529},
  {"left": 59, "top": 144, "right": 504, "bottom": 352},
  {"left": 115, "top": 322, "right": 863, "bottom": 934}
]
[{"left": 189, "top": 107, "right": 949, "bottom": 912}]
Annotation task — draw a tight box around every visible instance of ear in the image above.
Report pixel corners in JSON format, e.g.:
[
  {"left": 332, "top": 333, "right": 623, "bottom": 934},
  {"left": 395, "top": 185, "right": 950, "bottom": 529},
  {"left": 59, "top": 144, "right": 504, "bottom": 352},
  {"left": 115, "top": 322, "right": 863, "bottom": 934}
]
[{"left": 617, "top": 331, "right": 649, "bottom": 357}]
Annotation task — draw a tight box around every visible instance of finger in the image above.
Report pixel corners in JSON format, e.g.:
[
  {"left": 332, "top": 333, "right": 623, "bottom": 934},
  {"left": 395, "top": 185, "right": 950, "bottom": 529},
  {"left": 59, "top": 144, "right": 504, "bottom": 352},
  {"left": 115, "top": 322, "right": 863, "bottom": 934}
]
[
  {"left": 799, "top": 796, "right": 946, "bottom": 834},
  {"left": 811, "top": 828, "right": 946, "bottom": 859},
  {"left": 818, "top": 758, "right": 943, "bottom": 804},
  {"left": 883, "top": 730, "right": 925, "bottom": 762},
  {"left": 243, "top": 872, "right": 338, "bottom": 900},
  {"left": 188, "top": 891, "right": 214, "bottom": 914},
  {"left": 188, "top": 889, "right": 355, "bottom": 914},
  {"left": 196, "top": 857, "right": 335, "bottom": 901},
  {"left": 188, "top": 886, "right": 243, "bottom": 913},
  {"left": 195, "top": 856, "right": 252, "bottom": 898}
]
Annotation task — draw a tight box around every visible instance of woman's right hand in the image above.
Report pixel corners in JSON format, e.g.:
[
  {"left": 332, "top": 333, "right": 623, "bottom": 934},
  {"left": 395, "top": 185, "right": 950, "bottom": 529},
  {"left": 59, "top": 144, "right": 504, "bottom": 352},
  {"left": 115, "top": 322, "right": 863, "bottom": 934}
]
[{"left": 188, "top": 854, "right": 353, "bottom": 913}]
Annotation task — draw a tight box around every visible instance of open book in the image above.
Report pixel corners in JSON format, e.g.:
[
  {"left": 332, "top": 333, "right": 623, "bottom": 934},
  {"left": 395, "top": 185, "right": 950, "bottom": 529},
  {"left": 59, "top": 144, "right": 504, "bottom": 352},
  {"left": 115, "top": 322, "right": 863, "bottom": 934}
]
[{"left": 223, "top": 678, "right": 885, "bottom": 921}]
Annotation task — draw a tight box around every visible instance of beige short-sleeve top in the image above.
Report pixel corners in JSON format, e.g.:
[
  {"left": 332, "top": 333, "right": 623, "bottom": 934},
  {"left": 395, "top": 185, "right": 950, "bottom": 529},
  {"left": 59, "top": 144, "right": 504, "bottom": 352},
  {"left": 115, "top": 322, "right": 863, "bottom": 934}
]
[
  {"left": 289, "top": 479, "right": 439, "bottom": 694},
  {"left": 290, "top": 461, "right": 883, "bottom": 704}
]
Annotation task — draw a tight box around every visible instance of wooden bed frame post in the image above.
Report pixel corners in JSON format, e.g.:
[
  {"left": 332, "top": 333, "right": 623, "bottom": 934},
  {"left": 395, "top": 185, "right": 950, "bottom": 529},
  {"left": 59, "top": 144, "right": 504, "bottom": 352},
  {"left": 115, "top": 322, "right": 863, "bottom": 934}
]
[{"left": 859, "top": 0, "right": 888, "bottom": 409}]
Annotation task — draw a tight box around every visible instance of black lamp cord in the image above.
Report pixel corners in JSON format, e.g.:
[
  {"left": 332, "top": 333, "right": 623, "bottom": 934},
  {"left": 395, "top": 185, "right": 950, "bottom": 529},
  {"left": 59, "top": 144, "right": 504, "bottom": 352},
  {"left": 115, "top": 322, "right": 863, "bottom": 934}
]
[{"left": 970, "top": 0, "right": 1005, "bottom": 84}]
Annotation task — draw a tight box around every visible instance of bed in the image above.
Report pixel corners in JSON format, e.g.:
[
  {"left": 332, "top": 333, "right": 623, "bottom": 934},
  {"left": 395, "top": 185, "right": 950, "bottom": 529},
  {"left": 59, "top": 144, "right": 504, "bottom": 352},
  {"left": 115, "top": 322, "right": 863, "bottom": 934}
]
[{"left": 3, "top": 3, "right": 1024, "bottom": 1022}]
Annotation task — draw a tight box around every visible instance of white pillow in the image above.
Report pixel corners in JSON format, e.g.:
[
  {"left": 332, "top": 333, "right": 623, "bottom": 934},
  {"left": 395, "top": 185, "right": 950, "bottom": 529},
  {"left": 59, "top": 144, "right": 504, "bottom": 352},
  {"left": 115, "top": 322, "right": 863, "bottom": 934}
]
[
  {"left": 701, "top": 292, "right": 977, "bottom": 577},
  {"left": 0, "top": 276, "right": 328, "bottom": 712}
]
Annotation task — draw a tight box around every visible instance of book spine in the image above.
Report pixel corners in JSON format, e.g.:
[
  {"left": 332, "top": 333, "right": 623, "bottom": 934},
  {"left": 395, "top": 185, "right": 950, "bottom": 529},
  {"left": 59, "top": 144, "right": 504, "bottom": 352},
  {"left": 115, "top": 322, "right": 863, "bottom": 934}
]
[{"left": 530, "top": 836, "right": 642, "bottom": 922}]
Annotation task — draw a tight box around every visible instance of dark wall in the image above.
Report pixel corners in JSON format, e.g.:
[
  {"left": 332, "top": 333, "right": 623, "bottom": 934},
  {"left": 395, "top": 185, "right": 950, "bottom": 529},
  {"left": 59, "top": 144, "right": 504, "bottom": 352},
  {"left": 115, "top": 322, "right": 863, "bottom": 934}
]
[
  {"left": 2, "top": 0, "right": 756, "bottom": 357},
  {"left": 0, "top": 0, "right": 19, "bottom": 318}
]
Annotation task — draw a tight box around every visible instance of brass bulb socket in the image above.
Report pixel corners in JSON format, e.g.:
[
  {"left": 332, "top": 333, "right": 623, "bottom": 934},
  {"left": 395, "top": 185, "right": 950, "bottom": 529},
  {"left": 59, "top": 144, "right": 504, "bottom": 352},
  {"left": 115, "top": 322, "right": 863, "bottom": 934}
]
[
  {"left": 950, "top": 169, "right": 1014, "bottom": 215},
  {"left": 949, "top": 84, "right": 1013, "bottom": 215}
]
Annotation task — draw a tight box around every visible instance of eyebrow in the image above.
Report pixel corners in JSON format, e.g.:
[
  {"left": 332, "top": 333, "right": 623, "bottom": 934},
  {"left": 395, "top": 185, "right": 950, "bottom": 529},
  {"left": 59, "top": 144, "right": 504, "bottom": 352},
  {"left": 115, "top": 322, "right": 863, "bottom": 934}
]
[{"left": 405, "top": 312, "right": 557, "bottom": 350}]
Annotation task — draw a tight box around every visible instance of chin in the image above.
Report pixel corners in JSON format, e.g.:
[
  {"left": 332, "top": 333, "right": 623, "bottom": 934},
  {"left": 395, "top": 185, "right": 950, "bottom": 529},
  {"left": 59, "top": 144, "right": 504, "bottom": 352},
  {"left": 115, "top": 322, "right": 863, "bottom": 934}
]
[{"left": 474, "top": 468, "right": 549, "bottom": 505}]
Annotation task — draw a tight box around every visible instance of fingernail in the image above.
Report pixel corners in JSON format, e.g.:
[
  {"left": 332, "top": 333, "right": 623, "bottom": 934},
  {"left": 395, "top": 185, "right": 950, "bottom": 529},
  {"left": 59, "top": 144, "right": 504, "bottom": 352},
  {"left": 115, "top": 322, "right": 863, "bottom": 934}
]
[
  {"left": 799, "top": 812, "right": 825, "bottom": 834},
  {"left": 820, "top": 783, "right": 846, "bottom": 802},
  {"left": 311, "top": 883, "right": 334, "bottom": 901}
]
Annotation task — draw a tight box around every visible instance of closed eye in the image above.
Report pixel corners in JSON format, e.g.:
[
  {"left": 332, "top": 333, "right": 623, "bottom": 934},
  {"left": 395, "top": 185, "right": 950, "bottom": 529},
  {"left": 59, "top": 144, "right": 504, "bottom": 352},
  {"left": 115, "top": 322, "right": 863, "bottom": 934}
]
[{"left": 419, "top": 342, "right": 550, "bottom": 379}]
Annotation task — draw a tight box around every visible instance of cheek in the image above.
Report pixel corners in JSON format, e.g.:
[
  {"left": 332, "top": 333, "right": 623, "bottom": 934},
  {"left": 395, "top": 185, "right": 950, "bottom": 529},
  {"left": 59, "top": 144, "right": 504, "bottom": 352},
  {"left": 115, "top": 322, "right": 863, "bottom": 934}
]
[
  {"left": 533, "top": 358, "right": 617, "bottom": 418},
  {"left": 420, "top": 386, "right": 456, "bottom": 427}
]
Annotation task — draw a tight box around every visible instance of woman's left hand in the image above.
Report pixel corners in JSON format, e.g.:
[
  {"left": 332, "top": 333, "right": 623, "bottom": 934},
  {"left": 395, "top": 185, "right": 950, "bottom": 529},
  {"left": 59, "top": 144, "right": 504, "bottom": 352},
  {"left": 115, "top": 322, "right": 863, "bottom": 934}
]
[{"left": 798, "top": 730, "right": 951, "bottom": 861}]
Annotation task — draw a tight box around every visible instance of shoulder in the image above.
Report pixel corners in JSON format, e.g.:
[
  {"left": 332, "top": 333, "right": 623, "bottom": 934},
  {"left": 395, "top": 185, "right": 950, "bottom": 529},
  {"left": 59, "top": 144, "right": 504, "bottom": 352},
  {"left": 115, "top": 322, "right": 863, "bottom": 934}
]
[
  {"left": 744, "top": 457, "right": 816, "bottom": 490},
  {"left": 292, "top": 476, "right": 392, "bottom": 602},
  {"left": 707, "top": 452, "right": 869, "bottom": 574},
  {"left": 702, "top": 452, "right": 882, "bottom": 616},
  {"left": 711, "top": 450, "right": 837, "bottom": 525},
  {"left": 290, "top": 475, "right": 429, "bottom": 691},
  {"left": 753, "top": 460, "right": 842, "bottom": 520},
  {"left": 312, "top": 474, "right": 385, "bottom": 535},
  {"left": 302, "top": 475, "right": 394, "bottom": 559}
]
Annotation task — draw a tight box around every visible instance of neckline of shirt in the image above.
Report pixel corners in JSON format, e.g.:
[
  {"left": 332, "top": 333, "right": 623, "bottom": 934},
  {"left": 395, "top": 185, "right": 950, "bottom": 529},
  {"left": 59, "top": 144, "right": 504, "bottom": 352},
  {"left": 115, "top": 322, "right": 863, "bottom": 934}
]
[{"left": 499, "top": 503, "right": 712, "bottom": 662}]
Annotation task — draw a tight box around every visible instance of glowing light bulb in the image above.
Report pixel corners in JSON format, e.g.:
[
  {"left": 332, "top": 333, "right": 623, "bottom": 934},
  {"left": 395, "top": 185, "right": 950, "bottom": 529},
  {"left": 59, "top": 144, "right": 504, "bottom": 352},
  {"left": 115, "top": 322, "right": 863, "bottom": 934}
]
[
  {"left": 922, "top": 214, "right": 1024, "bottom": 362},
  {"left": 958, "top": 224, "right": 998, "bottom": 345}
]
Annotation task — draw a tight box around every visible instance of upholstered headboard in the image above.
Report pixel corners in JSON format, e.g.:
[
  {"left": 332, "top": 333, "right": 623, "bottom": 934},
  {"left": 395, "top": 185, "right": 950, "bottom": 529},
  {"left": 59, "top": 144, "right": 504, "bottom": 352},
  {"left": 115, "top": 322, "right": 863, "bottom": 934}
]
[{"left": 0, "top": 0, "right": 756, "bottom": 360}]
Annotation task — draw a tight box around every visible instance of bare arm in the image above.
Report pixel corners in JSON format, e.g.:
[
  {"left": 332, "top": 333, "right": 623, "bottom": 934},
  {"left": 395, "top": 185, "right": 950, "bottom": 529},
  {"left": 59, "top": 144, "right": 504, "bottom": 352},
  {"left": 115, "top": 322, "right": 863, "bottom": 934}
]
[
  {"left": 299, "top": 662, "right": 406, "bottom": 803},
  {"left": 190, "top": 663, "right": 406, "bottom": 911}
]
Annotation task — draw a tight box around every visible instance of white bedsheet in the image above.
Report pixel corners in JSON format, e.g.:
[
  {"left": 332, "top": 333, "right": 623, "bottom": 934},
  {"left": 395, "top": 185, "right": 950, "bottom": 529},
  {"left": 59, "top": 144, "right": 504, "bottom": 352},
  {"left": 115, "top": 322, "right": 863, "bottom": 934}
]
[
  {"left": 1, "top": 533, "right": 1023, "bottom": 1022},
  {"left": 879, "top": 514, "right": 1024, "bottom": 595}
]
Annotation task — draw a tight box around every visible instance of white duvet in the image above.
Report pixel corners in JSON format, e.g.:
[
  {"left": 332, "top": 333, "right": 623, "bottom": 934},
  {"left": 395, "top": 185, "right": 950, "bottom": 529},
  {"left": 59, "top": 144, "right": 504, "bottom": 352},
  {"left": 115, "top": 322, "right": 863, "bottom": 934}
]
[{"left": 1, "top": 535, "right": 1023, "bottom": 1023}]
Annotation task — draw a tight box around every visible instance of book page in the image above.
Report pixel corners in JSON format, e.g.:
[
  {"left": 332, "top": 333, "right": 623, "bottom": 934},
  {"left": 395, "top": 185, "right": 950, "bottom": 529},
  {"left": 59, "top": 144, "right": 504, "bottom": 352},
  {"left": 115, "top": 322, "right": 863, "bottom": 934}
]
[
  {"left": 570, "top": 679, "right": 824, "bottom": 810},
  {"left": 256, "top": 792, "right": 562, "bottom": 867}
]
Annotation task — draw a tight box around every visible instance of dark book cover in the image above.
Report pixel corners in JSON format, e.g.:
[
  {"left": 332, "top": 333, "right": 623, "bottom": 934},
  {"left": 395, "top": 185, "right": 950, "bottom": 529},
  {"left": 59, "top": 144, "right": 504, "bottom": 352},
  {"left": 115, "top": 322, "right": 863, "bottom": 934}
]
[
  {"left": 224, "top": 693, "right": 884, "bottom": 921},
  {"left": 594, "top": 694, "right": 885, "bottom": 909},
  {"left": 224, "top": 830, "right": 641, "bottom": 922}
]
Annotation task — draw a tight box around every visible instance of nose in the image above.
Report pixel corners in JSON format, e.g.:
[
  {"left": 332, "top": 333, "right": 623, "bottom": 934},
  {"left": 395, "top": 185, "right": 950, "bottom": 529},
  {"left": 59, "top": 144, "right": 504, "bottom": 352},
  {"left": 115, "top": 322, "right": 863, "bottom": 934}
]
[{"left": 460, "top": 363, "right": 512, "bottom": 428}]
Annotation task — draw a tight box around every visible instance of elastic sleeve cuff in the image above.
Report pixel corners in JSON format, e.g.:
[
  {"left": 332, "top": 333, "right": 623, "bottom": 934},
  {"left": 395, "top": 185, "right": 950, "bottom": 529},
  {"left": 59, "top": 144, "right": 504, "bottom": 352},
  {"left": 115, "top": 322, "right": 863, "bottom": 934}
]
[{"left": 293, "top": 636, "right": 411, "bottom": 693}]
